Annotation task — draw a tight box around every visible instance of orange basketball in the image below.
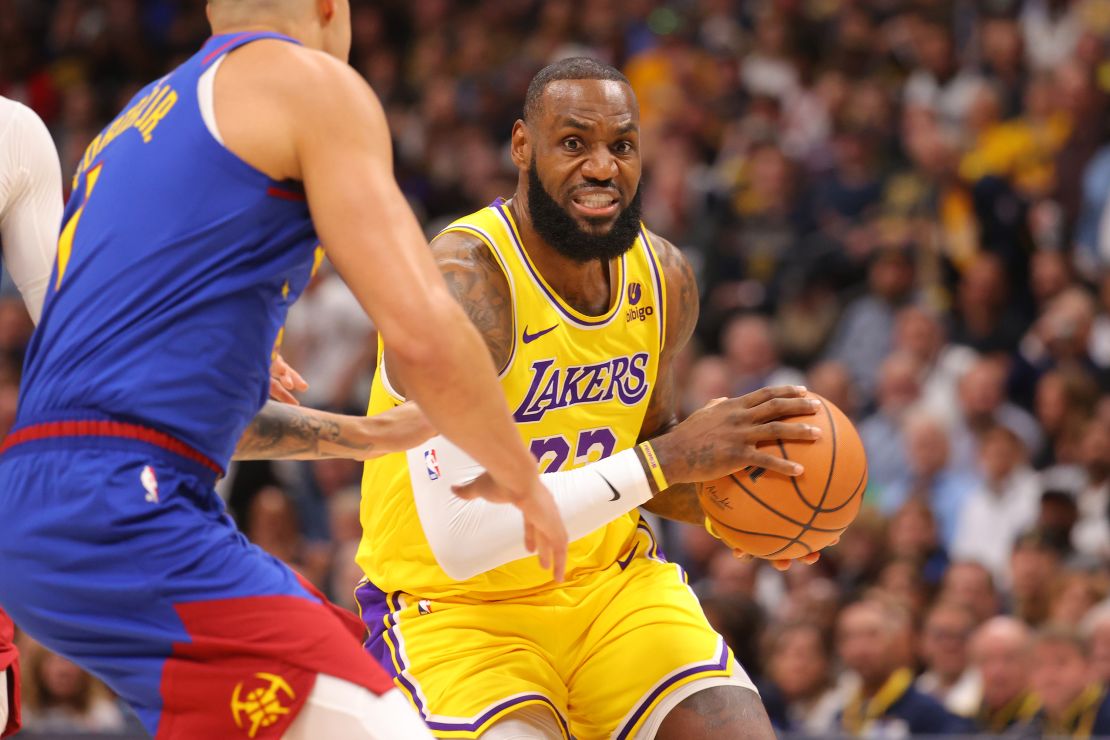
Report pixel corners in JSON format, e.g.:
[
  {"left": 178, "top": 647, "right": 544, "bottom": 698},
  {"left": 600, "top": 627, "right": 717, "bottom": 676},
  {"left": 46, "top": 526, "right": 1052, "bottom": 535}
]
[{"left": 696, "top": 393, "right": 868, "bottom": 560}]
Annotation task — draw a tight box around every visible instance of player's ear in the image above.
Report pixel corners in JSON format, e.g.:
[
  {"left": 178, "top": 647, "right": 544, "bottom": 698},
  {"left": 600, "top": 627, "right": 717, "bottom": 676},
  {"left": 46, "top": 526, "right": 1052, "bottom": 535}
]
[
  {"left": 510, "top": 120, "right": 530, "bottom": 170},
  {"left": 317, "top": 0, "right": 335, "bottom": 23}
]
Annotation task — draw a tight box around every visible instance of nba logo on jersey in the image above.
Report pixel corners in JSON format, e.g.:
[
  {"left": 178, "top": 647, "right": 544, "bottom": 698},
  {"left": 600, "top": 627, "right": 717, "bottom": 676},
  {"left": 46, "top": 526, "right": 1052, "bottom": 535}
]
[
  {"left": 424, "top": 449, "right": 440, "bottom": 481},
  {"left": 140, "top": 465, "right": 159, "bottom": 503}
]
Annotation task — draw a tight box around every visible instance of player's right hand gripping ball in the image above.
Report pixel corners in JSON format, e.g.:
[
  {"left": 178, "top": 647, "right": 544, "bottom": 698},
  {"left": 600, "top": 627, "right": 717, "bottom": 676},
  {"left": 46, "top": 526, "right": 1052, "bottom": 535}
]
[{"left": 696, "top": 393, "right": 867, "bottom": 561}]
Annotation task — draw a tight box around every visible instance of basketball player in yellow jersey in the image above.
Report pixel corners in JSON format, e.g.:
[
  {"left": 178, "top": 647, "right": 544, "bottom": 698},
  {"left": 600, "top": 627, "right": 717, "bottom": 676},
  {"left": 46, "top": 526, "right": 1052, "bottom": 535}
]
[{"left": 357, "top": 58, "right": 825, "bottom": 740}]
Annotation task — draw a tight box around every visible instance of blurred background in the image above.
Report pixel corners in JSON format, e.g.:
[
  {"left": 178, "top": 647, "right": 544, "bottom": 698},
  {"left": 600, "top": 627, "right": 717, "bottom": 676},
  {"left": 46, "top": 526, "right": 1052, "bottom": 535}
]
[{"left": 4, "top": 0, "right": 1110, "bottom": 736}]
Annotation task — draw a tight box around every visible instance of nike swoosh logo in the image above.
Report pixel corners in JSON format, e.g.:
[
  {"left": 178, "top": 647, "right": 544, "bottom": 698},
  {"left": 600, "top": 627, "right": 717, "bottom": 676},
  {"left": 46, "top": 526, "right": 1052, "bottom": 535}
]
[
  {"left": 598, "top": 472, "right": 621, "bottom": 501},
  {"left": 522, "top": 324, "right": 558, "bottom": 344}
]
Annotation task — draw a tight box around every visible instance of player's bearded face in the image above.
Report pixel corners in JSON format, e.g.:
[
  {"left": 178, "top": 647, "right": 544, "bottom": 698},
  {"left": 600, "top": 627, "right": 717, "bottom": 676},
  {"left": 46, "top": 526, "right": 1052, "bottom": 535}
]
[{"left": 527, "top": 158, "right": 642, "bottom": 263}]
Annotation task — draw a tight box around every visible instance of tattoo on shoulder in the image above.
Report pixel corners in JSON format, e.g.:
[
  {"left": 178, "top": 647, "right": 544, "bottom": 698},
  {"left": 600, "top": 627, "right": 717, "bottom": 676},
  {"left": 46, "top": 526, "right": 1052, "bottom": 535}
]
[{"left": 433, "top": 232, "right": 514, "bottom": 371}]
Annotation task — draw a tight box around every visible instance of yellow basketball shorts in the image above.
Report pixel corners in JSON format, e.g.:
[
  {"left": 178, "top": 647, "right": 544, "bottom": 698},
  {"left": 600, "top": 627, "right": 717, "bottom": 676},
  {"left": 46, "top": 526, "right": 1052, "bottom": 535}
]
[{"left": 356, "top": 523, "right": 747, "bottom": 739}]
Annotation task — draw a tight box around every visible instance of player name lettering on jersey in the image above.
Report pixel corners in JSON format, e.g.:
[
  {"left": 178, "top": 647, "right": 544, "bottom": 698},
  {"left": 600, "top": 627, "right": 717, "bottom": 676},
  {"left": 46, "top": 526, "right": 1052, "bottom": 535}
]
[
  {"left": 512, "top": 353, "right": 651, "bottom": 423},
  {"left": 76, "top": 81, "right": 179, "bottom": 180}
]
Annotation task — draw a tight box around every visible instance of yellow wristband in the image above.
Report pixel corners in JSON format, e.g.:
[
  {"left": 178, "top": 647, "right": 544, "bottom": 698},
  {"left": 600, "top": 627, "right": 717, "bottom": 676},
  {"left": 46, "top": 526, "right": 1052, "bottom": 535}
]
[
  {"left": 704, "top": 517, "right": 721, "bottom": 540},
  {"left": 638, "top": 440, "right": 669, "bottom": 491}
]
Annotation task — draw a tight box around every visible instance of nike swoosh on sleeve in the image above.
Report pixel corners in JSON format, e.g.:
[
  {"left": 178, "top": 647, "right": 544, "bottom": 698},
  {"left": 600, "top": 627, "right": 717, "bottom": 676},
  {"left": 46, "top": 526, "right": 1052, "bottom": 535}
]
[{"left": 598, "top": 472, "right": 621, "bottom": 502}]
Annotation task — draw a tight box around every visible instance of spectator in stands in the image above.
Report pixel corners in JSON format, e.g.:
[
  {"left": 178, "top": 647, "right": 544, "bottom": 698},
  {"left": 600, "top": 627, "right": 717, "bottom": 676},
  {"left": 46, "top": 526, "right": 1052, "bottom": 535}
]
[
  {"left": 968, "top": 616, "right": 1040, "bottom": 735},
  {"left": 1031, "top": 626, "right": 1110, "bottom": 736},
  {"left": 824, "top": 244, "right": 917, "bottom": 398},
  {"left": 893, "top": 304, "right": 977, "bottom": 427},
  {"left": 903, "top": 12, "right": 986, "bottom": 137},
  {"left": 833, "top": 507, "right": 888, "bottom": 602},
  {"left": 19, "top": 641, "right": 125, "bottom": 733},
  {"left": 761, "top": 621, "right": 843, "bottom": 737},
  {"left": 1038, "top": 489, "right": 1082, "bottom": 556},
  {"left": 939, "top": 561, "right": 1001, "bottom": 625},
  {"left": 1070, "top": 418, "right": 1110, "bottom": 560},
  {"left": 951, "top": 425, "right": 1041, "bottom": 585},
  {"left": 805, "top": 360, "right": 858, "bottom": 421},
  {"left": 1032, "top": 367, "right": 1099, "bottom": 469},
  {"left": 950, "top": 252, "right": 1028, "bottom": 355},
  {"left": 949, "top": 357, "right": 1042, "bottom": 473},
  {"left": 681, "top": 354, "right": 730, "bottom": 418},
  {"left": 719, "top": 313, "right": 805, "bottom": 396},
  {"left": 859, "top": 353, "right": 921, "bottom": 500},
  {"left": 1010, "top": 529, "right": 1066, "bottom": 626},
  {"left": 836, "top": 599, "right": 972, "bottom": 735},
  {"left": 916, "top": 601, "right": 982, "bottom": 718},
  {"left": 882, "top": 411, "right": 979, "bottom": 545},
  {"left": 1048, "top": 569, "right": 1107, "bottom": 627},
  {"left": 886, "top": 499, "right": 949, "bottom": 589},
  {"left": 1014, "top": 286, "right": 1102, "bottom": 407},
  {"left": 1086, "top": 605, "right": 1110, "bottom": 685}
]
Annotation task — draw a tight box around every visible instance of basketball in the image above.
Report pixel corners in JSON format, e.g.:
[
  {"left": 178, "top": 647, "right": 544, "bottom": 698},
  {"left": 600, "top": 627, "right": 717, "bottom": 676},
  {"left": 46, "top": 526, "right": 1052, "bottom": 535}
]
[{"left": 697, "top": 393, "right": 868, "bottom": 560}]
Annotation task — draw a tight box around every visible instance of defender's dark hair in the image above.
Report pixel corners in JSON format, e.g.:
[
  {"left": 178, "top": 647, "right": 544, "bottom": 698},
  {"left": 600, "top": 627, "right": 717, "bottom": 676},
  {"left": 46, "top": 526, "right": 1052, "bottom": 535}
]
[{"left": 523, "top": 57, "right": 630, "bottom": 123}]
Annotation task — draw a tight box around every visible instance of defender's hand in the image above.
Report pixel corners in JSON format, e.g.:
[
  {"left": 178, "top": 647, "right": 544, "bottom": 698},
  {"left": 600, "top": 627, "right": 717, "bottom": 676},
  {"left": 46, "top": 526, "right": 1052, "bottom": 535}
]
[
  {"left": 651, "top": 386, "right": 822, "bottom": 484},
  {"left": 270, "top": 353, "right": 308, "bottom": 405},
  {"left": 452, "top": 473, "right": 568, "bottom": 582}
]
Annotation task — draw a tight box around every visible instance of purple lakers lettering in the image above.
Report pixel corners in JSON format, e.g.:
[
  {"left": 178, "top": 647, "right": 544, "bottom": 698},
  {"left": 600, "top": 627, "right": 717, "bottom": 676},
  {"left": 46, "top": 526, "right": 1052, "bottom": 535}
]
[{"left": 513, "top": 353, "right": 651, "bottom": 423}]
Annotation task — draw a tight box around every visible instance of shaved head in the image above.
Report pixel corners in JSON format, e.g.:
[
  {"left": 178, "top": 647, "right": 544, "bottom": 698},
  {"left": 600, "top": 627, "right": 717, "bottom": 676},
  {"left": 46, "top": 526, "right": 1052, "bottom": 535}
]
[
  {"left": 206, "top": 0, "right": 350, "bottom": 60},
  {"left": 971, "top": 616, "right": 1032, "bottom": 657},
  {"left": 208, "top": 0, "right": 306, "bottom": 21}
]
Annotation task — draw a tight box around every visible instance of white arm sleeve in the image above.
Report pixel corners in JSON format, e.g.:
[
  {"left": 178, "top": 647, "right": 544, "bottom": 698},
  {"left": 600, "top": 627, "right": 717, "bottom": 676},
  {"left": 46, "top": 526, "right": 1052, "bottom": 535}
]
[
  {"left": 0, "top": 99, "right": 63, "bottom": 324},
  {"left": 407, "top": 436, "right": 654, "bottom": 580}
]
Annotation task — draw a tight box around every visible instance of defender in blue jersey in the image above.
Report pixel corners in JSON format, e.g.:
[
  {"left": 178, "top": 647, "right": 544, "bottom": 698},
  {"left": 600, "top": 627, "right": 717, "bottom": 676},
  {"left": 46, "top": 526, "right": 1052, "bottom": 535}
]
[{"left": 0, "top": 0, "right": 569, "bottom": 738}]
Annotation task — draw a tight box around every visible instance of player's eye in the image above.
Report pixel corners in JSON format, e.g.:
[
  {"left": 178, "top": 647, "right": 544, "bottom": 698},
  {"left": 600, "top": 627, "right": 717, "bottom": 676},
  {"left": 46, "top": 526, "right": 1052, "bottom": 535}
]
[
  {"left": 562, "top": 138, "right": 582, "bottom": 152},
  {"left": 614, "top": 141, "right": 634, "bottom": 154}
]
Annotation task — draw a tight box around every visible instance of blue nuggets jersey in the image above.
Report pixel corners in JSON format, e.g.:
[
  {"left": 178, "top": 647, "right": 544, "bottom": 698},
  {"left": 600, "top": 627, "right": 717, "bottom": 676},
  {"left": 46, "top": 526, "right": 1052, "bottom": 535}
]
[{"left": 15, "top": 31, "right": 319, "bottom": 468}]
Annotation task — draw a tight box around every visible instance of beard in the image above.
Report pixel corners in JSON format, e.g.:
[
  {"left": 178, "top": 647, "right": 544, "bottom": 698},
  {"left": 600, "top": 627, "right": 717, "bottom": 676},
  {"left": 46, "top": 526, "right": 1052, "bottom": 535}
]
[{"left": 526, "top": 160, "right": 642, "bottom": 263}]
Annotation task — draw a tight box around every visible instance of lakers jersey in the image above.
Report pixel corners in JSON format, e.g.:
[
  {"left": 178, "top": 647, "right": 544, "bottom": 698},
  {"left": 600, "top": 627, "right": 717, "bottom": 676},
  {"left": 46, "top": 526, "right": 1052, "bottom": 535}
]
[{"left": 358, "top": 200, "right": 668, "bottom": 599}]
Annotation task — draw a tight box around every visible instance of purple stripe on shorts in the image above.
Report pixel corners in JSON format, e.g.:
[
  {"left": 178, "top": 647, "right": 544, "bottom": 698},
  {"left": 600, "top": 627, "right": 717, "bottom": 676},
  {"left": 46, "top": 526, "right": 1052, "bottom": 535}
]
[
  {"left": 383, "top": 591, "right": 427, "bottom": 716},
  {"left": 423, "top": 693, "right": 570, "bottom": 736},
  {"left": 354, "top": 579, "right": 393, "bottom": 669},
  {"left": 354, "top": 582, "right": 427, "bottom": 714},
  {"left": 614, "top": 639, "right": 730, "bottom": 740},
  {"left": 354, "top": 581, "right": 568, "bottom": 736}
]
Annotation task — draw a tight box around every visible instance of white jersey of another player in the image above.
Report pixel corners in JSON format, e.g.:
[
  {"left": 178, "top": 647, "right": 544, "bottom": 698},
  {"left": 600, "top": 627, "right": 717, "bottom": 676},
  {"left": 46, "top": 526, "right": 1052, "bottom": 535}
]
[
  {"left": 0, "top": 95, "right": 63, "bottom": 323},
  {"left": 0, "top": 95, "right": 62, "bottom": 737}
]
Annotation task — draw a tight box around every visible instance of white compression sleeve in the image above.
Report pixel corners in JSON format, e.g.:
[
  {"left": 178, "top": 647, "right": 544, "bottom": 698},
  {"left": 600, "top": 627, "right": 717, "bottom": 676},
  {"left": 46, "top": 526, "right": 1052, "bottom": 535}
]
[
  {"left": 0, "top": 98, "right": 63, "bottom": 323},
  {"left": 407, "top": 436, "right": 653, "bottom": 580}
]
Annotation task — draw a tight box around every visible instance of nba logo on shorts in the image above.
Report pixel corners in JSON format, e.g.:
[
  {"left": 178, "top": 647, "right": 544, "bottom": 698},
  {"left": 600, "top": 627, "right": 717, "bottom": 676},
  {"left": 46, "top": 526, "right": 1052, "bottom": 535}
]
[
  {"left": 140, "top": 465, "right": 159, "bottom": 503},
  {"left": 627, "top": 282, "right": 642, "bottom": 306},
  {"left": 424, "top": 449, "right": 440, "bottom": 481}
]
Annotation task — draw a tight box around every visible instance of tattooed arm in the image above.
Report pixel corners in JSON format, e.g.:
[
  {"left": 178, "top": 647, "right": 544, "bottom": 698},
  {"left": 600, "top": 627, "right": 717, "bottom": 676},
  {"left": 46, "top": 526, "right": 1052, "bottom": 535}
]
[
  {"left": 233, "top": 400, "right": 433, "bottom": 461},
  {"left": 384, "top": 230, "right": 513, "bottom": 392},
  {"left": 637, "top": 233, "right": 706, "bottom": 525}
]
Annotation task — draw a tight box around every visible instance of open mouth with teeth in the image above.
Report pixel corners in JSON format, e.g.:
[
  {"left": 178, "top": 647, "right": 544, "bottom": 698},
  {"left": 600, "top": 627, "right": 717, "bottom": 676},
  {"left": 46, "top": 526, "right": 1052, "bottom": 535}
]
[{"left": 571, "top": 191, "right": 621, "bottom": 218}]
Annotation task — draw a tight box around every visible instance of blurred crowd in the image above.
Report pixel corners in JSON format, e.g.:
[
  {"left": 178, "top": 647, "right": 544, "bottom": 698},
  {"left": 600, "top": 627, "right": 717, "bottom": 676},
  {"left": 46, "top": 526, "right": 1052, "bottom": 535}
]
[{"left": 7, "top": 0, "right": 1110, "bottom": 736}]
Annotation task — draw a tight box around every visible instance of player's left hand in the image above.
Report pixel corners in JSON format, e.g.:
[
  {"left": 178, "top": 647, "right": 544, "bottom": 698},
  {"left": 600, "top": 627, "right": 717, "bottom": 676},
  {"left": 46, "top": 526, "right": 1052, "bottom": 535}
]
[{"left": 270, "top": 353, "right": 308, "bottom": 405}]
